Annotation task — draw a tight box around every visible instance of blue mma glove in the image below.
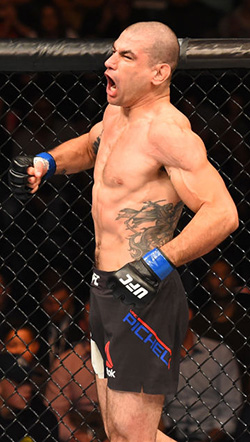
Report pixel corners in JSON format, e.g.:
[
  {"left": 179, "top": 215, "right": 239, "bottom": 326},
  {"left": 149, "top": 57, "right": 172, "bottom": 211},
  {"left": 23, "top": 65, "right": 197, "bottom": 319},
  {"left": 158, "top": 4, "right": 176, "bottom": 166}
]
[{"left": 107, "top": 248, "right": 174, "bottom": 308}]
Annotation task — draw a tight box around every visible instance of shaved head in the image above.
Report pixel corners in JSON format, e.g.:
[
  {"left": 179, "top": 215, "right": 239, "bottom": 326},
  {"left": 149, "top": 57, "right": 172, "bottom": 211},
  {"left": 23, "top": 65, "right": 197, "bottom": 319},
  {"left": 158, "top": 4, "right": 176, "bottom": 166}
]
[{"left": 122, "top": 22, "right": 180, "bottom": 74}]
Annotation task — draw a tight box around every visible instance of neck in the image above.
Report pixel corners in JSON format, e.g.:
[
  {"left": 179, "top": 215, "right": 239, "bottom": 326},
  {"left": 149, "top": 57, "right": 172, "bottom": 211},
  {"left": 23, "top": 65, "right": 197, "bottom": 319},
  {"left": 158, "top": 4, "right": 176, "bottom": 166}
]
[{"left": 121, "top": 90, "right": 171, "bottom": 120}]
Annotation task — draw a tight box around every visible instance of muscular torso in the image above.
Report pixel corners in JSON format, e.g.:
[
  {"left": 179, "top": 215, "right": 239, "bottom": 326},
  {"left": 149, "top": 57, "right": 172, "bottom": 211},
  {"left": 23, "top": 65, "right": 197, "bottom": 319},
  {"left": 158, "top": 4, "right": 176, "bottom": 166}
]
[{"left": 92, "top": 103, "right": 184, "bottom": 270}]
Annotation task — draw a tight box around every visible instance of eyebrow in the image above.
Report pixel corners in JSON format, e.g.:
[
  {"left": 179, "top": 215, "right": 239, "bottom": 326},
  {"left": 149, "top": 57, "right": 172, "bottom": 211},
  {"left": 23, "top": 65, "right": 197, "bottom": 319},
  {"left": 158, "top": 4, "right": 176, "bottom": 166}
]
[{"left": 112, "top": 43, "right": 136, "bottom": 59}]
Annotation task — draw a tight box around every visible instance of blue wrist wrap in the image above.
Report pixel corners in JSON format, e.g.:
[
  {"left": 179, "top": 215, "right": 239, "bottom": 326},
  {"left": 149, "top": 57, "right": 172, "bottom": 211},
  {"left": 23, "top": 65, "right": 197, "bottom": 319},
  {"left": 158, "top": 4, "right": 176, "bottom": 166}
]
[
  {"left": 36, "top": 152, "right": 56, "bottom": 179},
  {"left": 143, "top": 248, "right": 174, "bottom": 280}
]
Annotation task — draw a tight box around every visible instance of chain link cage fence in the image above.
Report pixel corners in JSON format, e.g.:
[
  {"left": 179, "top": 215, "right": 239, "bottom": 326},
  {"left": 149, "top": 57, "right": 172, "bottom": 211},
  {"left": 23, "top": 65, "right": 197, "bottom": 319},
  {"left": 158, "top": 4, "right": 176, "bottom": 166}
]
[{"left": 0, "top": 39, "right": 249, "bottom": 442}]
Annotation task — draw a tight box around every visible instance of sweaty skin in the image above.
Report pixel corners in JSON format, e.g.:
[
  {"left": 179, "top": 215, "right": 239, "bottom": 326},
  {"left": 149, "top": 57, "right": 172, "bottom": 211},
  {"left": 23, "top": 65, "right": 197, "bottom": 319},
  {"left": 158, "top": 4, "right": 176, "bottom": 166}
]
[
  {"left": 93, "top": 97, "right": 238, "bottom": 271},
  {"left": 27, "top": 27, "right": 238, "bottom": 273},
  {"left": 25, "top": 22, "right": 239, "bottom": 442},
  {"left": 29, "top": 96, "right": 237, "bottom": 272},
  {"left": 92, "top": 103, "right": 185, "bottom": 270}
]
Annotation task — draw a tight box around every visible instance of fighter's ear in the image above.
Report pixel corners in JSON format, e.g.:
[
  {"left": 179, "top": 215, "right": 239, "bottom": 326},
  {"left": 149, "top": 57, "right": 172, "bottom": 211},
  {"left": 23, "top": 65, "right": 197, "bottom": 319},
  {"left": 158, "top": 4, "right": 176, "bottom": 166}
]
[{"left": 152, "top": 63, "right": 171, "bottom": 85}]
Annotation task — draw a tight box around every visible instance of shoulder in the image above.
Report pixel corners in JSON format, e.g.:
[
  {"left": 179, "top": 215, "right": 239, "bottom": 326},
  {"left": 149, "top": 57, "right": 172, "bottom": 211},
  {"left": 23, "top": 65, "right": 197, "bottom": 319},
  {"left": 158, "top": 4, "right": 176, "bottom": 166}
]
[
  {"left": 149, "top": 105, "right": 207, "bottom": 170},
  {"left": 89, "top": 120, "right": 103, "bottom": 140},
  {"left": 89, "top": 105, "right": 119, "bottom": 151},
  {"left": 88, "top": 120, "right": 104, "bottom": 156}
]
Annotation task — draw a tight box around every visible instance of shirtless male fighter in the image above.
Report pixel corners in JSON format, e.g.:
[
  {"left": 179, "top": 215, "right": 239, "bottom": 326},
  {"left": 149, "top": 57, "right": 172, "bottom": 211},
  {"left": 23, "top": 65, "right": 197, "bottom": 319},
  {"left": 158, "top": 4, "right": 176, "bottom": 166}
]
[{"left": 9, "top": 22, "right": 239, "bottom": 442}]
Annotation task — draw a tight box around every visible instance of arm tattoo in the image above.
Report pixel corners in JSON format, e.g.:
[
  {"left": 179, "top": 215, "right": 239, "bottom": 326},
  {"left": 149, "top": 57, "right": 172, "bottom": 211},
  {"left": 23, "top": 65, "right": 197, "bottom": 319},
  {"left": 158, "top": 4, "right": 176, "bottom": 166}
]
[
  {"left": 116, "top": 200, "right": 183, "bottom": 259},
  {"left": 93, "top": 130, "right": 103, "bottom": 155}
]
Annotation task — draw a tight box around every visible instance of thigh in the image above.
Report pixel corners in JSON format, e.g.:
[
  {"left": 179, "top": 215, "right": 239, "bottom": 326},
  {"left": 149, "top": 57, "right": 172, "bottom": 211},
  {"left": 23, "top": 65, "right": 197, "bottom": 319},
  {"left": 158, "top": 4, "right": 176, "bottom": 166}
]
[
  {"left": 106, "top": 387, "right": 165, "bottom": 442},
  {"left": 96, "top": 378, "right": 172, "bottom": 442}
]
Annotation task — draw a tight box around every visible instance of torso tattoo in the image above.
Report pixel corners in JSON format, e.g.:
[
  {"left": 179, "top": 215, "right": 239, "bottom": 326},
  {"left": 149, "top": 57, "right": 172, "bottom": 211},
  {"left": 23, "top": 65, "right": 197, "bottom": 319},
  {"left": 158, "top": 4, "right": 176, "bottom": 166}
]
[{"left": 116, "top": 200, "right": 184, "bottom": 259}]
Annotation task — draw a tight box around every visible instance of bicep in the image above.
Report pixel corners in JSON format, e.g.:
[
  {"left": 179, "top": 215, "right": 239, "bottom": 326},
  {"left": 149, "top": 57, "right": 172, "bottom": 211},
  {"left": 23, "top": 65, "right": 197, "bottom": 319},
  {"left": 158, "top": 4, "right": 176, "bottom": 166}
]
[
  {"left": 168, "top": 159, "right": 234, "bottom": 214},
  {"left": 72, "top": 121, "right": 103, "bottom": 169},
  {"left": 50, "top": 121, "right": 103, "bottom": 174},
  {"left": 151, "top": 121, "right": 223, "bottom": 211}
]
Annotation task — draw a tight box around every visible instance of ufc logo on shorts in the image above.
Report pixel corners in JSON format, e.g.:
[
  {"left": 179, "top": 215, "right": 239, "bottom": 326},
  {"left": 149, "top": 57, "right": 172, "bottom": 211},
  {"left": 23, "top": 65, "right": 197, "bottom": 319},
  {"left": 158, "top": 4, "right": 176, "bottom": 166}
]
[{"left": 119, "top": 274, "right": 148, "bottom": 299}]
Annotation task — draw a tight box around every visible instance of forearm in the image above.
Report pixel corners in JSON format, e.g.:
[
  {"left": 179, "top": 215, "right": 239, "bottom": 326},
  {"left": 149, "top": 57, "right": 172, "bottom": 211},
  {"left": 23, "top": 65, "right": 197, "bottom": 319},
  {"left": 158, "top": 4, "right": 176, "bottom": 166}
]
[
  {"left": 48, "top": 133, "right": 95, "bottom": 175},
  {"left": 161, "top": 202, "right": 239, "bottom": 267}
]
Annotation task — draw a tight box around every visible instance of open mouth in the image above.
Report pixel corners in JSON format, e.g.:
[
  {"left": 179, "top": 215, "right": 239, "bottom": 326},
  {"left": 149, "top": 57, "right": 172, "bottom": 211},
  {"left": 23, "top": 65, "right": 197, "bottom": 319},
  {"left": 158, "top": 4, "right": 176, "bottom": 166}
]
[{"left": 105, "top": 73, "right": 117, "bottom": 93}]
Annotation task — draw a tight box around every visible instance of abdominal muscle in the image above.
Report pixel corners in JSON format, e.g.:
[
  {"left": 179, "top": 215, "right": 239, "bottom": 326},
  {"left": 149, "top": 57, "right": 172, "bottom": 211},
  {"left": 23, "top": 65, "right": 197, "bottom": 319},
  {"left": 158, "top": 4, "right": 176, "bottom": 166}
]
[
  {"left": 91, "top": 104, "right": 184, "bottom": 271},
  {"left": 92, "top": 177, "right": 183, "bottom": 271}
]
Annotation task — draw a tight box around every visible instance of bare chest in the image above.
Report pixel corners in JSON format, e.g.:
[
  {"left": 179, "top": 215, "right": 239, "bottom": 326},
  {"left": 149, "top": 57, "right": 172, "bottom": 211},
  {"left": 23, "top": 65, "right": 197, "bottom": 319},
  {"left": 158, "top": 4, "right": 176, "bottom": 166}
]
[{"left": 94, "top": 125, "right": 159, "bottom": 188}]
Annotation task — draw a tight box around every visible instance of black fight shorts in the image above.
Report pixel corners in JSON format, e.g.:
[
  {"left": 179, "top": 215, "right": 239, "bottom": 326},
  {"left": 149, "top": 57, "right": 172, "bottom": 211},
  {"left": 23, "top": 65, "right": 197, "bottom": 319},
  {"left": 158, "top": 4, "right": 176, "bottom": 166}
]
[{"left": 90, "top": 267, "right": 189, "bottom": 400}]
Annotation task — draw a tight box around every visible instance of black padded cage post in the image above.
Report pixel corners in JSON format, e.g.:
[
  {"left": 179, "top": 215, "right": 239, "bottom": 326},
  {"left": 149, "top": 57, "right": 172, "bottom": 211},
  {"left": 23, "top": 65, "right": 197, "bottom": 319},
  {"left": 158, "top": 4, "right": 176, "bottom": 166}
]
[{"left": 0, "top": 39, "right": 249, "bottom": 442}]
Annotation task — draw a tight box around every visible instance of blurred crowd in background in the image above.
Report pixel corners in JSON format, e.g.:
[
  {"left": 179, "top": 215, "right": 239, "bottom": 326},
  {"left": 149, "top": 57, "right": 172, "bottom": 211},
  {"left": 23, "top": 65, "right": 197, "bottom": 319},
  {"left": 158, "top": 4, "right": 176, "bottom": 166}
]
[
  {"left": 0, "top": 1, "right": 249, "bottom": 441},
  {"left": 0, "top": 0, "right": 250, "bottom": 40}
]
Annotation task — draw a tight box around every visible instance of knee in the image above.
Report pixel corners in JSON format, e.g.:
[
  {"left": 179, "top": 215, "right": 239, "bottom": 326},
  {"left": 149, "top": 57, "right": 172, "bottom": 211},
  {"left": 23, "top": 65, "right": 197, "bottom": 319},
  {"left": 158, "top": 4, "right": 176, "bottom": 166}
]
[
  {"left": 107, "top": 416, "right": 139, "bottom": 441},
  {"left": 106, "top": 422, "right": 122, "bottom": 441}
]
